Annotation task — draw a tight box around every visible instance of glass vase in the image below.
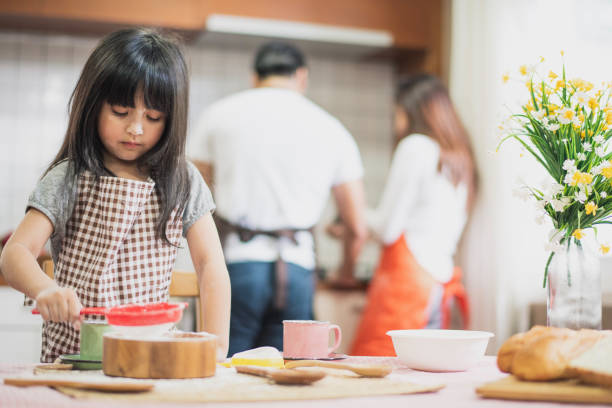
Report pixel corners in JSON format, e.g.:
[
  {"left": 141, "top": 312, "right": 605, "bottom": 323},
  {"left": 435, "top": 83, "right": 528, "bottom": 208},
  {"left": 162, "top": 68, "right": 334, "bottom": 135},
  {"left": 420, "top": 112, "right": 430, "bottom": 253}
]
[{"left": 547, "top": 238, "right": 602, "bottom": 329}]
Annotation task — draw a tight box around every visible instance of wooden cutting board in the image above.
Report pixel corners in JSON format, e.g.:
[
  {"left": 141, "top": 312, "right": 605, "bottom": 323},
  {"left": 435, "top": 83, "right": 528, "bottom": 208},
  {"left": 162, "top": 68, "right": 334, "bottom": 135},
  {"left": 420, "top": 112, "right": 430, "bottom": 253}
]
[
  {"left": 4, "top": 377, "right": 153, "bottom": 392},
  {"left": 476, "top": 375, "right": 612, "bottom": 404}
]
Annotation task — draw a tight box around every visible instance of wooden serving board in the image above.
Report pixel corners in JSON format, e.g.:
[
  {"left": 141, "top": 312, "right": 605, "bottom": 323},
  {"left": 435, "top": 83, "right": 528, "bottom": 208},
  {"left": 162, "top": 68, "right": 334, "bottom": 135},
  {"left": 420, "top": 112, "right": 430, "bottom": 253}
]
[
  {"left": 103, "top": 332, "right": 217, "bottom": 379},
  {"left": 476, "top": 375, "right": 612, "bottom": 404},
  {"left": 4, "top": 377, "right": 153, "bottom": 392}
]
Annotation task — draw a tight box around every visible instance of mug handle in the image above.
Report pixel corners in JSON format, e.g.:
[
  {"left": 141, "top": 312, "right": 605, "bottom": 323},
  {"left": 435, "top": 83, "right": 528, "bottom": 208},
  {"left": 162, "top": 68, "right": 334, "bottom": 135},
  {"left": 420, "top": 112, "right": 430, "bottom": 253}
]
[{"left": 327, "top": 324, "right": 342, "bottom": 355}]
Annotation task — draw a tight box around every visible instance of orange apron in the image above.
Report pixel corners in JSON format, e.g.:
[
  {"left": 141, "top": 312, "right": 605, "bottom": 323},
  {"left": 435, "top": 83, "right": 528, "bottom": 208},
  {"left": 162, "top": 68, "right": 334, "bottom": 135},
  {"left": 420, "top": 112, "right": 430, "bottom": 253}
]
[{"left": 350, "top": 235, "right": 470, "bottom": 356}]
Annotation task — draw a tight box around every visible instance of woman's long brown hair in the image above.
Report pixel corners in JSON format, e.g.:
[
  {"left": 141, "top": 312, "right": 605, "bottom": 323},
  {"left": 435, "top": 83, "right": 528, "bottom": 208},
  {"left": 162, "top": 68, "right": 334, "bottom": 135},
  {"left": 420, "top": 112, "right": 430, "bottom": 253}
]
[{"left": 396, "top": 74, "right": 478, "bottom": 210}]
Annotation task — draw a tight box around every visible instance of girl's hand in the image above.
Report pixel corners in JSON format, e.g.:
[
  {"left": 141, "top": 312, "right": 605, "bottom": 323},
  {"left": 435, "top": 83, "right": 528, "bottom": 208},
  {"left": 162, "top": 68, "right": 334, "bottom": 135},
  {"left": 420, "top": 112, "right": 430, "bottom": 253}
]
[{"left": 35, "top": 285, "right": 83, "bottom": 329}]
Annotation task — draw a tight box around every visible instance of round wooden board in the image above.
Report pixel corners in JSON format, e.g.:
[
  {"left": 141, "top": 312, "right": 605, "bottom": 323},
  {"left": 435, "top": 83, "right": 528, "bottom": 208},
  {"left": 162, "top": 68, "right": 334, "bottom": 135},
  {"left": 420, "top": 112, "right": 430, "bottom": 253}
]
[{"left": 103, "top": 332, "right": 217, "bottom": 379}]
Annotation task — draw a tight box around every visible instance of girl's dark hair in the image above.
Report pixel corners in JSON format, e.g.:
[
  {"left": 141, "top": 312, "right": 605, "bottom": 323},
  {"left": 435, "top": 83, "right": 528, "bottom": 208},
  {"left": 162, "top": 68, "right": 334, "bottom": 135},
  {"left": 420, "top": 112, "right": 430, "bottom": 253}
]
[
  {"left": 396, "top": 74, "right": 478, "bottom": 210},
  {"left": 253, "top": 41, "right": 306, "bottom": 79},
  {"left": 47, "top": 27, "right": 190, "bottom": 244}
]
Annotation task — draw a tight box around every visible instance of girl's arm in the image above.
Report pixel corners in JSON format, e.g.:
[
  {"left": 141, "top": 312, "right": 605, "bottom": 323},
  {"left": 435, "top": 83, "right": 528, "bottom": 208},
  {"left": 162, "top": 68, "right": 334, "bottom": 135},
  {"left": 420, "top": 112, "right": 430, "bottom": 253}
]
[
  {"left": 0, "top": 209, "right": 82, "bottom": 327},
  {"left": 186, "top": 212, "right": 231, "bottom": 360}
]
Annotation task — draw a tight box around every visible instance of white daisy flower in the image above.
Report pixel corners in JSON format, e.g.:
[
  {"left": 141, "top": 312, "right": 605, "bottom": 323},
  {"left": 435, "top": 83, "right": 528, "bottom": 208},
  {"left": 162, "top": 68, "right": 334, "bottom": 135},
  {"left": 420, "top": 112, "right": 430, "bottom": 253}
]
[
  {"left": 547, "top": 123, "right": 560, "bottom": 132},
  {"left": 577, "top": 152, "right": 587, "bottom": 161},
  {"left": 558, "top": 107, "right": 574, "bottom": 124},
  {"left": 550, "top": 199, "right": 568, "bottom": 212},
  {"left": 550, "top": 182, "right": 564, "bottom": 195},
  {"left": 574, "top": 91, "right": 589, "bottom": 108},
  {"left": 583, "top": 142, "right": 592, "bottom": 152},
  {"left": 596, "top": 146, "right": 606, "bottom": 157},
  {"left": 594, "top": 135, "right": 605, "bottom": 144},
  {"left": 533, "top": 109, "right": 546, "bottom": 120},
  {"left": 575, "top": 190, "right": 587, "bottom": 203},
  {"left": 601, "top": 192, "right": 608, "bottom": 198},
  {"left": 563, "top": 159, "right": 576, "bottom": 171}
]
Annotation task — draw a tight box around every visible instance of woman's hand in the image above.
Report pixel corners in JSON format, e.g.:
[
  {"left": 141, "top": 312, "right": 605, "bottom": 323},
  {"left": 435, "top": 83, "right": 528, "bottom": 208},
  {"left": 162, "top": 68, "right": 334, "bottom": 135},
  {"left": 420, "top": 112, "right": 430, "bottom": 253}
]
[
  {"left": 35, "top": 285, "right": 83, "bottom": 329},
  {"left": 325, "top": 221, "right": 347, "bottom": 240},
  {"left": 324, "top": 274, "right": 365, "bottom": 290}
]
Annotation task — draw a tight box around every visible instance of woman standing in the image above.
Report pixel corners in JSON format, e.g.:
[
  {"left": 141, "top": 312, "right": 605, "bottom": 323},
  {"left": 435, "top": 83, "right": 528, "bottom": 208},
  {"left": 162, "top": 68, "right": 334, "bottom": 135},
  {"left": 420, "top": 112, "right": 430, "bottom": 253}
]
[{"left": 347, "top": 74, "right": 477, "bottom": 356}]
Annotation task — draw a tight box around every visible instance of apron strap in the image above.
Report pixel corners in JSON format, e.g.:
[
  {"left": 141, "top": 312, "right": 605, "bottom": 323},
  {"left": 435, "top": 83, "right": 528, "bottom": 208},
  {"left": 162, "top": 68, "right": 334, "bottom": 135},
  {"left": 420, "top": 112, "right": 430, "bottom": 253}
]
[
  {"left": 213, "top": 215, "right": 312, "bottom": 309},
  {"left": 441, "top": 267, "right": 470, "bottom": 329}
]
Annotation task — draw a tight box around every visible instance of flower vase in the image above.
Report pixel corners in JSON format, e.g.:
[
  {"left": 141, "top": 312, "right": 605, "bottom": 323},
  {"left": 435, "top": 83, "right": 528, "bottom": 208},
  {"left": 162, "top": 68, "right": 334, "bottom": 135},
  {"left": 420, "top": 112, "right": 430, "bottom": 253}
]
[{"left": 547, "top": 239, "right": 602, "bottom": 329}]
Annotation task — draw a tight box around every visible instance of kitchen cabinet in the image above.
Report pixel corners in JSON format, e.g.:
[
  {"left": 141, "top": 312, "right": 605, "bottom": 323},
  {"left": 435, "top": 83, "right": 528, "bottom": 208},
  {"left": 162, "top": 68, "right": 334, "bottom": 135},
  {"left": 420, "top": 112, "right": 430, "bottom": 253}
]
[
  {"left": 313, "top": 285, "right": 367, "bottom": 354},
  {"left": 0, "top": 0, "right": 447, "bottom": 75}
]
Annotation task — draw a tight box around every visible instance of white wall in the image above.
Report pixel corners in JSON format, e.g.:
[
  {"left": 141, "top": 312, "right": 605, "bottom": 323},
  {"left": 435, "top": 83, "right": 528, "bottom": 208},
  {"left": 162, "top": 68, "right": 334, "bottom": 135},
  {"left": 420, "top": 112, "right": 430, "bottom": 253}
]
[{"left": 450, "top": 0, "right": 612, "bottom": 350}]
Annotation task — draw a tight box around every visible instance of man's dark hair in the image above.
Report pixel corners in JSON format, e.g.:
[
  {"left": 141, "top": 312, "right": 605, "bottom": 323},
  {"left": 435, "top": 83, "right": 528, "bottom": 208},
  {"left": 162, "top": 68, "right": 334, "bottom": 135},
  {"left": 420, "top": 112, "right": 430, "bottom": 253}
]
[{"left": 253, "top": 42, "right": 306, "bottom": 79}]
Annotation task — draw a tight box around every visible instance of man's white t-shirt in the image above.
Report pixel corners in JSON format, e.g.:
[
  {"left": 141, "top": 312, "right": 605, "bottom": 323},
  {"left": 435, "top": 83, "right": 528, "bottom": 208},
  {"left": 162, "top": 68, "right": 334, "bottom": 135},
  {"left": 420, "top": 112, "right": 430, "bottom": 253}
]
[
  {"left": 367, "top": 134, "right": 468, "bottom": 283},
  {"left": 188, "top": 87, "right": 363, "bottom": 269}
]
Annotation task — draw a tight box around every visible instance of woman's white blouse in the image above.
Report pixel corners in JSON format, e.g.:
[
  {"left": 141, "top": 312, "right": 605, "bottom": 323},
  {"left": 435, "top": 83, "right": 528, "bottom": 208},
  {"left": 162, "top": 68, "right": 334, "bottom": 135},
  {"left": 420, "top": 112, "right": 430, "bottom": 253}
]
[{"left": 367, "top": 134, "right": 468, "bottom": 283}]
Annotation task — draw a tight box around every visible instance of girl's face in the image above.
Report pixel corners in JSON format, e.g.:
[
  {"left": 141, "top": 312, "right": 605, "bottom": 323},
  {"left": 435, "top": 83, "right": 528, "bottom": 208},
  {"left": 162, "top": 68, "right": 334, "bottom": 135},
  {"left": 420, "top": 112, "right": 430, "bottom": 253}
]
[{"left": 98, "top": 90, "right": 166, "bottom": 166}]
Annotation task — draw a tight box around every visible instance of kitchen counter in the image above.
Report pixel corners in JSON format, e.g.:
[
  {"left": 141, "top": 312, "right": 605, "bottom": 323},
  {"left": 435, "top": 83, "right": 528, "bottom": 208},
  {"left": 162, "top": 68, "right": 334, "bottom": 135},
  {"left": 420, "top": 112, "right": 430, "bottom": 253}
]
[{"left": 2, "top": 356, "right": 610, "bottom": 407}]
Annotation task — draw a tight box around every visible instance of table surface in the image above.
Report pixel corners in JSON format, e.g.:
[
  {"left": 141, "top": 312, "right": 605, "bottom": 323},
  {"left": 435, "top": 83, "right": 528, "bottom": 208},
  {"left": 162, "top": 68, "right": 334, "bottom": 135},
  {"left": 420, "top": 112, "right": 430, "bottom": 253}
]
[{"left": 1, "top": 356, "right": 610, "bottom": 408}]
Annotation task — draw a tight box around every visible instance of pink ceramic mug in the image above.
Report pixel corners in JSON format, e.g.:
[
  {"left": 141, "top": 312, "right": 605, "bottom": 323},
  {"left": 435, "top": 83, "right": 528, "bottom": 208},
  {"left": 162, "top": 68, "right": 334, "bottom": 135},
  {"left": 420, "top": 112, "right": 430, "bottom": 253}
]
[{"left": 282, "top": 320, "right": 342, "bottom": 359}]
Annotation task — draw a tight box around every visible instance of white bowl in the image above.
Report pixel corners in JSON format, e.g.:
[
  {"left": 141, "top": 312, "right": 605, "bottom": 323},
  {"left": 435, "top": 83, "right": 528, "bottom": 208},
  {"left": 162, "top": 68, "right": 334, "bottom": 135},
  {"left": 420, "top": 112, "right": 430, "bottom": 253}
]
[{"left": 387, "top": 329, "right": 494, "bottom": 372}]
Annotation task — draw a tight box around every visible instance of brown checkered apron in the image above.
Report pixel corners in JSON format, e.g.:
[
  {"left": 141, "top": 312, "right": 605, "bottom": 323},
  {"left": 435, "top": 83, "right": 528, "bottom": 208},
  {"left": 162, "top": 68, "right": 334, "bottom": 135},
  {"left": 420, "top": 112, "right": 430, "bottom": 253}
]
[{"left": 41, "top": 172, "right": 182, "bottom": 362}]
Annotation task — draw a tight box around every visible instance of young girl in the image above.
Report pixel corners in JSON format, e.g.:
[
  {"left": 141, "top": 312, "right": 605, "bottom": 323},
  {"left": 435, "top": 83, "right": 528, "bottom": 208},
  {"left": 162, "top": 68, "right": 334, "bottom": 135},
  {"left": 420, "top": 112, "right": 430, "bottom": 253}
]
[{"left": 0, "top": 28, "right": 230, "bottom": 362}]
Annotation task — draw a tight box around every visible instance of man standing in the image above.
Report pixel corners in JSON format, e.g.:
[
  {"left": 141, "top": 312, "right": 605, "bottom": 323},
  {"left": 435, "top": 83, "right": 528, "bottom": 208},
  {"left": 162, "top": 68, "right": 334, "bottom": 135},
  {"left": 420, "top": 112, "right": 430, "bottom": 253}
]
[{"left": 189, "top": 42, "right": 367, "bottom": 356}]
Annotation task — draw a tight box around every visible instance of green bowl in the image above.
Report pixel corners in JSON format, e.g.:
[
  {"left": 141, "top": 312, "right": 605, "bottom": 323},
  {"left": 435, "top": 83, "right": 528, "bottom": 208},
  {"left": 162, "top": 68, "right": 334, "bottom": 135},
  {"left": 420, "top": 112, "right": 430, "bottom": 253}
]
[{"left": 60, "top": 354, "right": 102, "bottom": 370}]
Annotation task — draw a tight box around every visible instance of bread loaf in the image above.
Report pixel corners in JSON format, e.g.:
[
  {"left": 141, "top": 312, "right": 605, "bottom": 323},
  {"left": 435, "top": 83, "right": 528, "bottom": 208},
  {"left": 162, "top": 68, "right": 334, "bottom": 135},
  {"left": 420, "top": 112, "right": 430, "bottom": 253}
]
[
  {"left": 567, "top": 335, "right": 612, "bottom": 388},
  {"left": 498, "top": 327, "right": 606, "bottom": 381},
  {"left": 496, "top": 326, "right": 550, "bottom": 373}
]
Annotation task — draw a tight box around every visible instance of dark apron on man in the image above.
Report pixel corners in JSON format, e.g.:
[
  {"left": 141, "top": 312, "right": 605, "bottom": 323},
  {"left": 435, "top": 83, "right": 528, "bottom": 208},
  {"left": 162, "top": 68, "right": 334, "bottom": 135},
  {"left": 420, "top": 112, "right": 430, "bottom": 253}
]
[{"left": 214, "top": 215, "right": 314, "bottom": 309}]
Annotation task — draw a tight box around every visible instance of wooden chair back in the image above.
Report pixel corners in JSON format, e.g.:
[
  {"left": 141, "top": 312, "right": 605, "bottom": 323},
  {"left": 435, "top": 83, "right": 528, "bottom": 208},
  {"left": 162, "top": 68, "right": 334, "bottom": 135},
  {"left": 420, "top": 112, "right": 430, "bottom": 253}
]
[{"left": 40, "top": 260, "right": 204, "bottom": 331}]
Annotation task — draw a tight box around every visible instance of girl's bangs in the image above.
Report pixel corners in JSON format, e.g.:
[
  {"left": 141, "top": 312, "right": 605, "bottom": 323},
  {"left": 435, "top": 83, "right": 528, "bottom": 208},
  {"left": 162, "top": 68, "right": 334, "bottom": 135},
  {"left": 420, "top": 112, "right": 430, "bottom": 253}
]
[{"left": 102, "top": 58, "right": 174, "bottom": 115}]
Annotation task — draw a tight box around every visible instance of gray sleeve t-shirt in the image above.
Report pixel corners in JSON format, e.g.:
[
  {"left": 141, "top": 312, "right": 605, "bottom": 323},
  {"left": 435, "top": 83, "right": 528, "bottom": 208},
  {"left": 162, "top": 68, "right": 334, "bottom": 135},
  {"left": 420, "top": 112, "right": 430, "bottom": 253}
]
[{"left": 27, "top": 160, "right": 215, "bottom": 261}]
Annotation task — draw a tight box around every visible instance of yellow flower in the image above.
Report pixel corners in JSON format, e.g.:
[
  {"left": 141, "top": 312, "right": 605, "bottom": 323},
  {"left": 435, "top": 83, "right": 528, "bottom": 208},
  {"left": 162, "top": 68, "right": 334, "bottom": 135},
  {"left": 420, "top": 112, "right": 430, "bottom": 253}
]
[
  {"left": 502, "top": 73, "right": 509, "bottom": 83},
  {"left": 583, "top": 81, "right": 594, "bottom": 91},
  {"left": 548, "top": 71, "right": 558, "bottom": 80},
  {"left": 562, "top": 109, "right": 574, "bottom": 120},
  {"left": 589, "top": 98, "right": 599, "bottom": 111},
  {"left": 555, "top": 80, "right": 566, "bottom": 91},
  {"left": 571, "top": 172, "right": 594, "bottom": 186},
  {"left": 539, "top": 56, "right": 545, "bottom": 63},
  {"left": 601, "top": 163, "right": 612, "bottom": 178},
  {"left": 585, "top": 201, "right": 598, "bottom": 215},
  {"left": 525, "top": 101, "right": 534, "bottom": 112},
  {"left": 572, "top": 229, "right": 584, "bottom": 240},
  {"left": 519, "top": 65, "right": 528, "bottom": 76},
  {"left": 547, "top": 103, "right": 560, "bottom": 113},
  {"left": 582, "top": 173, "right": 594, "bottom": 184},
  {"left": 561, "top": 50, "right": 565, "bottom": 56},
  {"left": 601, "top": 244, "right": 610, "bottom": 255},
  {"left": 578, "top": 113, "right": 585, "bottom": 123},
  {"left": 606, "top": 112, "right": 612, "bottom": 125},
  {"left": 581, "top": 130, "right": 586, "bottom": 139}
]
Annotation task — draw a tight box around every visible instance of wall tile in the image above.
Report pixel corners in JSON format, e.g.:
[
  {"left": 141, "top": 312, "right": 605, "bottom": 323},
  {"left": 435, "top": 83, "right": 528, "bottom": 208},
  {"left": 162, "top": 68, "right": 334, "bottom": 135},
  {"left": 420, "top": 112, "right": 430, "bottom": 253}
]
[{"left": 0, "top": 31, "right": 394, "bottom": 278}]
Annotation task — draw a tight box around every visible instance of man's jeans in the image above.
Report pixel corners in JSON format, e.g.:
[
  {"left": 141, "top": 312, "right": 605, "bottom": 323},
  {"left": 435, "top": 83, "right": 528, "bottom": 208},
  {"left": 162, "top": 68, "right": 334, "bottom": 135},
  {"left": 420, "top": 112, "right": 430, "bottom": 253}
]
[{"left": 227, "top": 261, "right": 314, "bottom": 356}]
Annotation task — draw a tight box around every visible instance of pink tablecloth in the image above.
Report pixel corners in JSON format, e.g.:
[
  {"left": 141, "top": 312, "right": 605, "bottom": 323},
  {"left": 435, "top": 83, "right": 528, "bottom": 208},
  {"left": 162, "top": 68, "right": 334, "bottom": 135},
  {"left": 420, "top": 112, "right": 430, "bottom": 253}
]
[{"left": 1, "top": 356, "right": 610, "bottom": 408}]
